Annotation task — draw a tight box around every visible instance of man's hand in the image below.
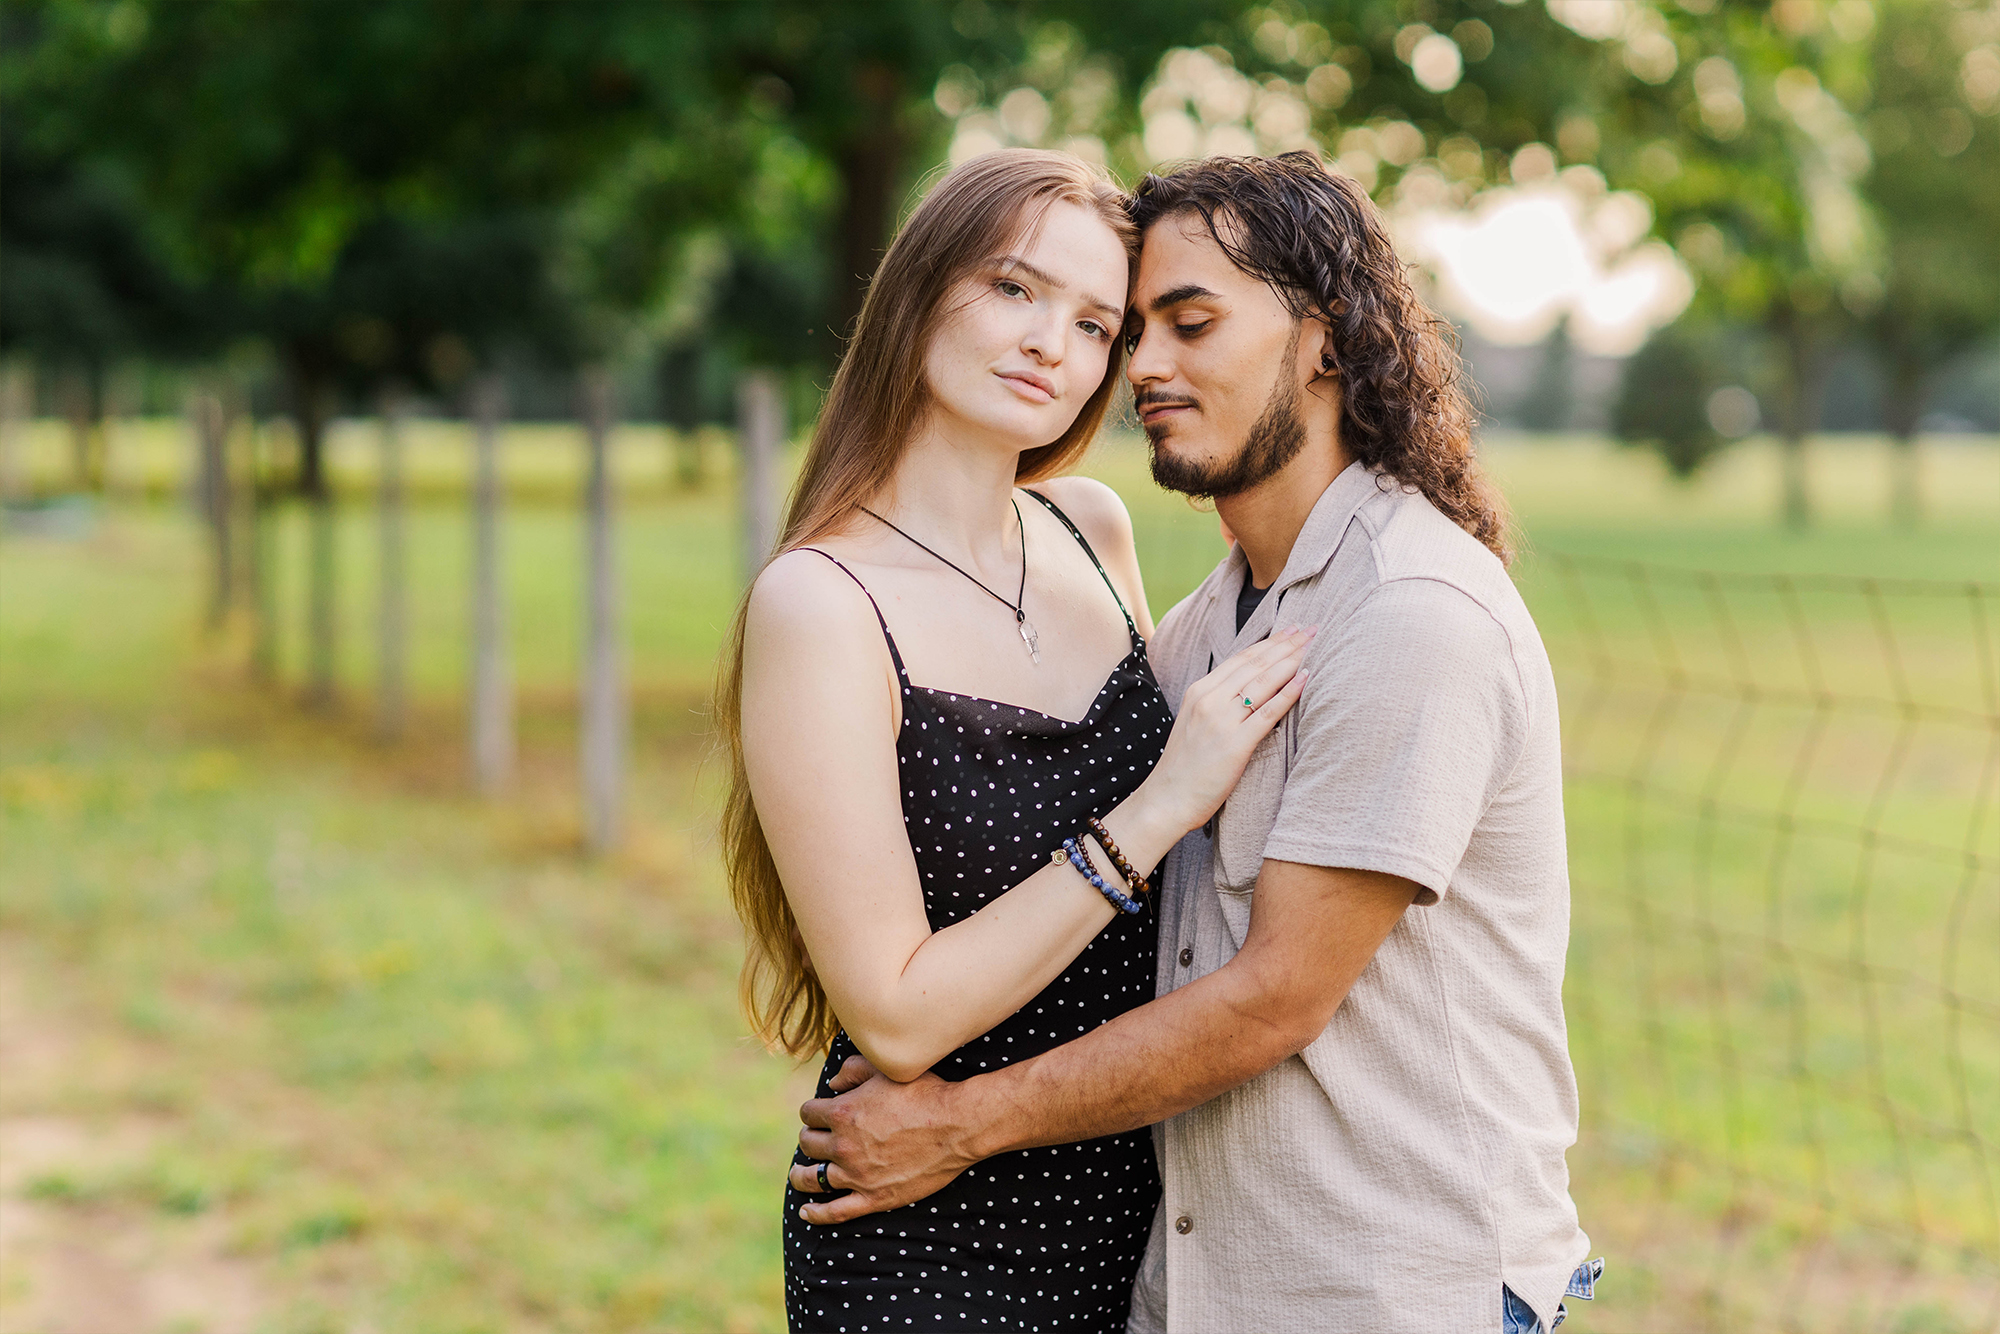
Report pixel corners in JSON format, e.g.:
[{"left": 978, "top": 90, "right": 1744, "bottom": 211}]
[
  {"left": 787, "top": 1056, "right": 975, "bottom": 1224},
  {"left": 788, "top": 862, "right": 1418, "bottom": 1225}
]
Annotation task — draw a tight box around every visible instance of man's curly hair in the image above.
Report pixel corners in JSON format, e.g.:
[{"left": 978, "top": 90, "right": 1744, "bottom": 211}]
[{"left": 1129, "top": 152, "right": 1511, "bottom": 563}]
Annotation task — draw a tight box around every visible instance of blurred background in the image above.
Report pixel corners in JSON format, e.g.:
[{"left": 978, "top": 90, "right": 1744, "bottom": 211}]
[{"left": 0, "top": 2, "right": 1995, "bottom": 1331}]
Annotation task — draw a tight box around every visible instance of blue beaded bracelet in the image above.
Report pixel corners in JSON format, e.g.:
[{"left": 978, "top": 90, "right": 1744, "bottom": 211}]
[{"left": 1060, "top": 837, "right": 1144, "bottom": 915}]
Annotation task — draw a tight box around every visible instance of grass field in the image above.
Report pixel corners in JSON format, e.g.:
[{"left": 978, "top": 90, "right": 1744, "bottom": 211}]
[{"left": 1, "top": 423, "right": 1996, "bottom": 1333}]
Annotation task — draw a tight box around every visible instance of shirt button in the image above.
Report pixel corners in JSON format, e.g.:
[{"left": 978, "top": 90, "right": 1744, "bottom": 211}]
[
  {"left": 1178, "top": 947, "right": 1194, "bottom": 968},
  {"left": 1175, "top": 1215, "right": 1193, "bottom": 1234}
]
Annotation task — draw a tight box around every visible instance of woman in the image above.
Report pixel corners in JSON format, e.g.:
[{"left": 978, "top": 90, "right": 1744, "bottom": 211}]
[{"left": 717, "top": 149, "right": 1310, "bottom": 1333}]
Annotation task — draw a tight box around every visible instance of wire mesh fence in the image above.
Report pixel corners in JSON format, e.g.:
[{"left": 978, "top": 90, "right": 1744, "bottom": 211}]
[{"left": 1541, "top": 553, "right": 2000, "bottom": 1334}]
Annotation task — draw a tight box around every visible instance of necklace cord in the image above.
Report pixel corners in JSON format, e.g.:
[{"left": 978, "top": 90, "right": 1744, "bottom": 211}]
[{"left": 859, "top": 500, "right": 1029, "bottom": 624}]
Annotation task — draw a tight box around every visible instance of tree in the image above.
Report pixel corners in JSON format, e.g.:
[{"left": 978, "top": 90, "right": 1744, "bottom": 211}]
[
  {"left": 0, "top": 5, "right": 221, "bottom": 490},
  {"left": 1520, "top": 318, "right": 1578, "bottom": 433},
  {"left": 1582, "top": 0, "right": 1885, "bottom": 527},
  {"left": 1613, "top": 318, "right": 1731, "bottom": 478},
  {"left": 27, "top": 0, "right": 753, "bottom": 706},
  {"left": 1859, "top": 0, "right": 2000, "bottom": 526}
]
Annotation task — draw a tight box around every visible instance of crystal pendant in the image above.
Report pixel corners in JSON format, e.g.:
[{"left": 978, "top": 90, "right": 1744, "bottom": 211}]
[{"left": 1019, "top": 617, "right": 1041, "bottom": 665}]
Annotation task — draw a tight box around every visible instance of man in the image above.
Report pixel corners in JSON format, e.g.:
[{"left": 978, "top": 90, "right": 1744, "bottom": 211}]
[{"left": 787, "top": 152, "right": 1597, "bottom": 1333}]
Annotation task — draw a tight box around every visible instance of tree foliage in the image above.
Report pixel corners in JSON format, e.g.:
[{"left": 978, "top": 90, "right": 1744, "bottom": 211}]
[
  {"left": 8, "top": 0, "right": 1994, "bottom": 483},
  {"left": 1859, "top": 0, "right": 2000, "bottom": 439},
  {"left": 1575, "top": 0, "right": 2000, "bottom": 497},
  {"left": 1613, "top": 320, "right": 1729, "bottom": 478}
]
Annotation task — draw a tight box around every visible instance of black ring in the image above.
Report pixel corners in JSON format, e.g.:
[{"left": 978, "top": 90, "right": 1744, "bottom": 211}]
[{"left": 817, "top": 1161, "right": 832, "bottom": 1193}]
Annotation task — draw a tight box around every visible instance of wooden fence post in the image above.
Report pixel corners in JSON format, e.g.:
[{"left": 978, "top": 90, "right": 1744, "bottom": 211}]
[
  {"left": 736, "top": 368, "right": 783, "bottom": 583},
  {"left": 579, "top": 369, "right": 624, "bottom": 855},
  {"left": 375, "top": 387, "right": 408, "bottom": 742},
  {"left": 305, "top": 484, "right": 338, "bottom": 708},
  {"left": 192, "top": 390, "right": 233, "bottom": 631},
  {"left": 250, "top": 420, "right": 278, "bottom": 681},
  {"left": 468, "top": 374, "right": 514, "bottom": 794}
]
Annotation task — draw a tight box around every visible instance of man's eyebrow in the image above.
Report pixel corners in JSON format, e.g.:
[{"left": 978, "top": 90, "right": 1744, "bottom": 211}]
[
  {"left": 1147, "top": 284, "right": 1223, "bottom": 312},
  {"left": 993, "top": 254, "right": 1122, "bottom": 322}
]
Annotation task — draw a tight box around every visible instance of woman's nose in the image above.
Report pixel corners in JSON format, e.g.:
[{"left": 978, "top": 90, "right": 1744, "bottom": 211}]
[{"left": 1019, "top": 309, "right": 1064, "bottom": 364}]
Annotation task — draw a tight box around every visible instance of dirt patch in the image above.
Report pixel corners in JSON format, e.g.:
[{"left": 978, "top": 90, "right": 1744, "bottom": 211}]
[{"left": 0, "top": 948, "right": 271, "bottom": 1334}]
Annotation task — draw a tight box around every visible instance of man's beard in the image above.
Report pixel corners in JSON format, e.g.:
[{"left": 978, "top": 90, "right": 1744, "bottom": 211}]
[{"left": 1146, "top": 342, "right": 1307, "bottom": 502}]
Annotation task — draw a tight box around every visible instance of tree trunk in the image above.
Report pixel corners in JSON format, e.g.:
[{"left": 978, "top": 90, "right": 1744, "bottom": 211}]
[
  {"left": 833, "top": 63, "right": 906, "bottom": 339},
  {"left": 1778, "top": 436, "right": 1809, "bottom": 530},
  {"left": 192, "top": 390, "right": 234, "bottom": 631},
  {"left": 1773, "top": 313, "right": 1830, "bottom": 531},
  {"left": 1519, "top": 318, "right": 1576, "bottom": 433},
  {"left": 736, "top": 369, "right": 784, "bottom": 584},
  {"left": 579, "top": 369, "right": 624, "bottom": 856},
  {"left": 673, "top": 429, "right": 707, "bottom": 491},
  {"left": 469, "top": 373, "right": 514, "bottom": 795},
  {"left": 0, "top": 361, "right": 29, "bottom": 501},
  {"left": 289, "top": 356, "right": 332, "bottom": 501},
  {"left": 102, "top": 364, "right": 141, "bottom": 499},
  {"left": 375, "top": 387, "right": 408, "bottom": 742},
  {"left": 1882, "top": 353, "right": 1927, "bottom": 531},
  {"left": 60, "top": 366, "right": 101, "bottom": 492},
  {"left": 659, "top": 345, "right": 707, "bottom": 489}
]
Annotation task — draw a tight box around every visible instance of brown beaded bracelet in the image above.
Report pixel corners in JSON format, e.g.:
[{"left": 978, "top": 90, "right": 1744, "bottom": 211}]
[{"left": 1086, "top": 815, "right": 1149, "bottom": 896}]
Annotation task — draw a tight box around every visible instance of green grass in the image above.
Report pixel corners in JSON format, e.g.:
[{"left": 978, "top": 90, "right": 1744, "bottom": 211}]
[{"left": 1, "top": 426, "right": 1996, "bottom": 1332}]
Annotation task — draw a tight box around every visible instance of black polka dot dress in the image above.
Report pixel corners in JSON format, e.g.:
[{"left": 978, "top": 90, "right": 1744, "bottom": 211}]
[{"left": 786, "top": 493, "right": 1171, "bottom": 1333}]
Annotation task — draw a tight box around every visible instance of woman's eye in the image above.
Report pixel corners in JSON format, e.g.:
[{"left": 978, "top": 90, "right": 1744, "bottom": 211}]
[
  {"left": 996, "top": 280, "right": 1028, "bottom": 299},
  {"left": 1079, "top": 320, "right": 1109, "bottom": 341}
]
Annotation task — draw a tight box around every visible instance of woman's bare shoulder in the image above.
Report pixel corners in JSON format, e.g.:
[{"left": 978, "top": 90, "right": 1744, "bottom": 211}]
[
  {"left": 1024, "top": 475, "right": 1136, "bottom": 552},
  {"left": 745, "top": 545, "right": 889, "bottom": 662},
  {"left": 1026, "top": 475, "right": 1153, "bottom": 633}
]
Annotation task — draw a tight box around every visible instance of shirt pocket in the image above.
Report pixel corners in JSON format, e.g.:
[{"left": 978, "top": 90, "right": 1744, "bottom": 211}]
[{"left": 1211, "top": 724, "right": 1288, "bottom": 896}]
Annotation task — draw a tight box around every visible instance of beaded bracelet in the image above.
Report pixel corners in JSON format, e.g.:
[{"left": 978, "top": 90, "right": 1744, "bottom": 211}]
[
  {"left": 1085, "top": 815, "right": 1149, "bottom": 896},
  {"left": 1055, "top": 838, "right": 1144, "bottom": 915}
]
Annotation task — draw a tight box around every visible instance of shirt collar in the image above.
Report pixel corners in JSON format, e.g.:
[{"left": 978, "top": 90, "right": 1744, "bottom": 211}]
[{"left": 1204, "top": 461, "right": 1381, "bottom": 659}]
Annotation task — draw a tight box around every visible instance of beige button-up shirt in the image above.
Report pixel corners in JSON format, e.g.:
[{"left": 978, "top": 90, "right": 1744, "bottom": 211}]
[{"left": 1127, "top": 464, "right": 1589, "bottom": 1333}]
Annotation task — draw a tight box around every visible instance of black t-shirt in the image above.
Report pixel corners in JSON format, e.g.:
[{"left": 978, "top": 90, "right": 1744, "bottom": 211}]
[{"left": 1236, "top": 568, "right": 1271, "bottom": 633}]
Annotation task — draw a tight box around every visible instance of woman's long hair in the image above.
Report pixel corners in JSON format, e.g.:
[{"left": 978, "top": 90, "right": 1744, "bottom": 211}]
[
  {"left": 1129, "top": 152, "right": 1512, "bottom": 562},
  {"left": 717, "top": 150, "right": 1138, "bottom": 1059}
]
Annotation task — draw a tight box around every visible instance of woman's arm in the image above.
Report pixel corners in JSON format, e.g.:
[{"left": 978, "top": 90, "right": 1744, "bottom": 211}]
[
  {"left": 1028, "top": 477, "right": 1154, "bottom": 639},
  {"left": 742, "top": 550, "right": 1305, "bottom": 1081},
  {"left": 744, "top": 551, "right": 1163, "bottom": 1082}
]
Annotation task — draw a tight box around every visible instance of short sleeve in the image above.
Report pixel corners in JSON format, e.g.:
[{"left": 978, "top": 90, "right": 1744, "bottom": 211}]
[{"left": 1260, "top": 577, "right": 1529, "bottom": 904}]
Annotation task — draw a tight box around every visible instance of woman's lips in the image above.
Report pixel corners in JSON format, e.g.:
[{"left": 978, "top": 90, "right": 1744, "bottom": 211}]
[{"left": 997, "top": 370, "right": 1055, "bottom": 402}]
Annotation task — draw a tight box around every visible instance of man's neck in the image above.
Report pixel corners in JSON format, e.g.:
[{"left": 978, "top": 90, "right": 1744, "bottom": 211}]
[{"left": 1215, "top": 439, "right": 1353, "bottom": 589}]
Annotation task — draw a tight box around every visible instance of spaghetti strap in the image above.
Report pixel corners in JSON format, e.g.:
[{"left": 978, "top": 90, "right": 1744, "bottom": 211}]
[
  {"left": 797, "top": 547, "right": 910, "bottom": 680},
  {"left": 1020, "top": 489, "right": 1142, "bottom": 647}
]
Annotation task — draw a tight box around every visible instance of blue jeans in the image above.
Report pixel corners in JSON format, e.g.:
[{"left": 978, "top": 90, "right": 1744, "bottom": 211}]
[{"left": 1503, "top": 1258, "right": 1603, "bottom": 1333}]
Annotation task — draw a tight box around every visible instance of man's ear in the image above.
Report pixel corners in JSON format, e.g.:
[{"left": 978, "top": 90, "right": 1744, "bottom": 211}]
[{"left": 1310, "top": 318, "right": 1340, "bottom": 383}]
